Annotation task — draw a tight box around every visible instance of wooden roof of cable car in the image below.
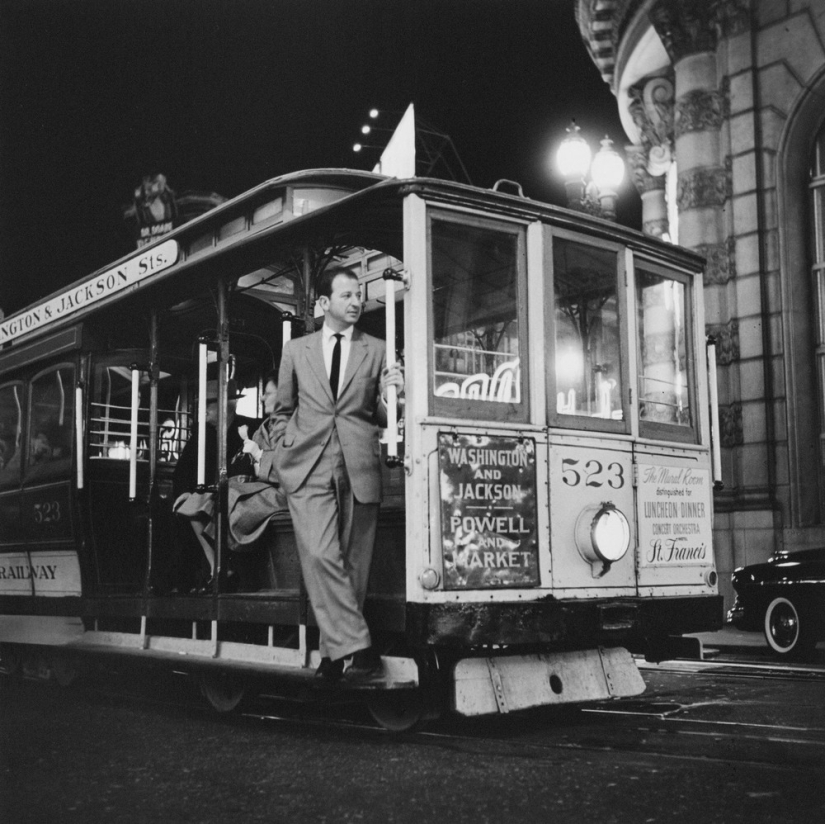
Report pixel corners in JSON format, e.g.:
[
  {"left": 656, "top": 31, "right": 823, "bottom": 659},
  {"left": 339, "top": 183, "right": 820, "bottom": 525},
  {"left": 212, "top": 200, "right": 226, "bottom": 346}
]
[{"left": 1, "top": 168, "right": 705, "bottom": 352}]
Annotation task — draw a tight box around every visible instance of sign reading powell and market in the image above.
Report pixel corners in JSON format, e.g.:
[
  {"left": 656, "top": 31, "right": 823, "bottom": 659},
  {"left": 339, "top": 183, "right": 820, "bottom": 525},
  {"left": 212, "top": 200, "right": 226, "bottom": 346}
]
[{"left": 439, "top": 433, "right": 538, "bottom": 589}]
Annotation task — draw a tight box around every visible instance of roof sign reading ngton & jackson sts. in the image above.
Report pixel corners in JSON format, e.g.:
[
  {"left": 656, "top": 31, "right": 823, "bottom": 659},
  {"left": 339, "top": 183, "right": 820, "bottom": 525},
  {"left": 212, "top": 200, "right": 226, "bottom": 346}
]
[{"left": 0, "top": 239, "right": 179, "bottom": 345}]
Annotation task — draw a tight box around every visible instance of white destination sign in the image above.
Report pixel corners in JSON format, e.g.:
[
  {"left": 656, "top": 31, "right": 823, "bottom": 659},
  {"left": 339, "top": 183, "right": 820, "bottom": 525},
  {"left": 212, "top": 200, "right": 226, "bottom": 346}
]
[
  {"left": 637, "top": 463, "right": 713, "bottom": 565},
  {"left": 0, "top": 239, "right": 179, "bottom": 345}
]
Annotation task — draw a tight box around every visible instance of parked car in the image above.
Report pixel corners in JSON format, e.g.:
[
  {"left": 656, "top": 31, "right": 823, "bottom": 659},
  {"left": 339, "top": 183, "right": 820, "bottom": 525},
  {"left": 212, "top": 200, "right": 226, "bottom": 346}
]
[{"left": 728, "top": 548, "right": 825, "bottom": 659}]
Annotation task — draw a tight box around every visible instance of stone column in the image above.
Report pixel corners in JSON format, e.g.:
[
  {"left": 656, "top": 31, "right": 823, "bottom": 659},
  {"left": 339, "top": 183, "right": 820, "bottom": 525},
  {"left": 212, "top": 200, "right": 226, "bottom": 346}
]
[
  {"left": 649, "top": 1, "right": 726, "bottom": 285},
  {"left": 626, "top": 146, "right": 669, "bottom": 238}
]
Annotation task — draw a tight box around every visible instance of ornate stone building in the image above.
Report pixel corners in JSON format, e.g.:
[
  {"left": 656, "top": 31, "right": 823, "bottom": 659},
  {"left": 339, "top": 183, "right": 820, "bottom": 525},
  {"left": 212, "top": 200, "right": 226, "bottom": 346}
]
[{"left": 576, "top": 0, "right": 825, "bottom": 608}]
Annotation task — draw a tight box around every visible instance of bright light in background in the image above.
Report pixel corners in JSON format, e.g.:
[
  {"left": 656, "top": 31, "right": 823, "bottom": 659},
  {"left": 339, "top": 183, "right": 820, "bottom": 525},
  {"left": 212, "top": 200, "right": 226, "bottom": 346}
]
[
  {"left": 369, "top": 109, "right": 379, "bottom": 119},
  {"left": 556, "top": 122, "right": 592, "bottom": 179},
  {"left": 590, "top": 136, "right": 625, "bottom": 192},
  {"left": 353, "top": 143, "right": 362, "bottom": 152},
  {"left": 361, "top": 125, "right": 371, "bottom": 134},
  {"left": 556, "top": 349, "right": 584, "bottom": 386}
]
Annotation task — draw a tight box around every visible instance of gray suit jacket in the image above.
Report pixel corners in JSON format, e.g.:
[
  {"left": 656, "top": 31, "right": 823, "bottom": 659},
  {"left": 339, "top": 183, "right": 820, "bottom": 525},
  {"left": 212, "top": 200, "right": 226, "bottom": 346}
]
[{"left": 272, "top": 328, "right": 387, "bottom": 503}]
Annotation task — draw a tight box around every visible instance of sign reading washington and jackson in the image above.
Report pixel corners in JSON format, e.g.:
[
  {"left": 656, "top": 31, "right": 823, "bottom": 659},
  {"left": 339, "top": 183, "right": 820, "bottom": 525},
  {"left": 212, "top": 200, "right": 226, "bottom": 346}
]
[
  {"left": 0, "top": 239, "right": 179, "bottom": 346},
  {"left": 439, "top": 433, "right": 539, "bottom": 589}
]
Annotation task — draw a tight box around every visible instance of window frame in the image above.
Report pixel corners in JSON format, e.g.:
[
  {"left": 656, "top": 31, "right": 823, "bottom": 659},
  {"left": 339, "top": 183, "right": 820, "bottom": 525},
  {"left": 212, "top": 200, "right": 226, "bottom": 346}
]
[
  {"left": 24, "top": 362, "right": 76, "bottom": 482},
  {"left": 0, "top": 380, "right": 25, "bottom": 488},
  {"left": 811, "top": 136, "right": 825, "bottom": 470},
  {"left": 633, "top": 256, "right": 698, "bottom": 445},
  {"left": 545, "top": 227, "right": 630, "bottom": 434},
  {"left": 427, "top": 208, "right": 530, "bottom": 424}
]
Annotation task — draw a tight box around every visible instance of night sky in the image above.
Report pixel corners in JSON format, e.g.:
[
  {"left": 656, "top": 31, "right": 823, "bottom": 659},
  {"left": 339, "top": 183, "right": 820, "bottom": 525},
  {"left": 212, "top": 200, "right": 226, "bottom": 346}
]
[{"left": 0, "top": 0, "right": 637, "bottom": 317}]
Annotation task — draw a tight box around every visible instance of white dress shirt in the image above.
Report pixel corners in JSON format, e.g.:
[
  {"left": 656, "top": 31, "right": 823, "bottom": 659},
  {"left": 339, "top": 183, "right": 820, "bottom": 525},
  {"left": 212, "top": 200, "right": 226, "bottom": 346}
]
[{"left": 322, "top": 322, "right": 354, "bottom": 398}]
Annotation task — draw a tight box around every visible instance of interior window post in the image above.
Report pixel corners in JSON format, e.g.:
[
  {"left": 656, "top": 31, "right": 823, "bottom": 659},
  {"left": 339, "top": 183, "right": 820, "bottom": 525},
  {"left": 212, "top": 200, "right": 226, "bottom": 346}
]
[{"left": 214, "top": 279, "right": 230, "bottom": 591}]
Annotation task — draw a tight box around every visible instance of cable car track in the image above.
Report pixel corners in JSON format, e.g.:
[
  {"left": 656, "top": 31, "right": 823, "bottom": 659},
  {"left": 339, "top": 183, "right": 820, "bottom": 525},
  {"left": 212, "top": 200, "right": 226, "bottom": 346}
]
[
  {"left": 9, "top": 659, "right": 822, "bottom": 773},
  {"left": 638, "top": 656, "right": 825, "bottom": 681}
]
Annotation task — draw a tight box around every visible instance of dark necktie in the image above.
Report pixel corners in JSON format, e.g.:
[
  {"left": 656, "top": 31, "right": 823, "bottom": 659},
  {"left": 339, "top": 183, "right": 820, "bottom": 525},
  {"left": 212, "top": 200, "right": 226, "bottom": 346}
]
[{"left": 329, "top": 333, "right": 342, "bottom": 401}]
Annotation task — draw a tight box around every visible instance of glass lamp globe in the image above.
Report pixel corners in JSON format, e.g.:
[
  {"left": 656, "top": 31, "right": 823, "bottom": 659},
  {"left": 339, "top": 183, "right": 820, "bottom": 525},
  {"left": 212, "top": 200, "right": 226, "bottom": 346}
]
[
  {"left": 591, "top": 136, "right": 625, "bottom": 192},
  {"left": 556, "top": 122, "right": 592, "bottom": 179}
]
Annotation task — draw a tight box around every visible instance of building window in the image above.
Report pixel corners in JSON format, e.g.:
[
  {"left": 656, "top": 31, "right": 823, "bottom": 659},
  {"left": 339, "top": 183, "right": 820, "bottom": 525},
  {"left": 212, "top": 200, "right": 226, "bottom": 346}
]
[{"left": 811, "top": 129, "right": 825, "bottom": 465}]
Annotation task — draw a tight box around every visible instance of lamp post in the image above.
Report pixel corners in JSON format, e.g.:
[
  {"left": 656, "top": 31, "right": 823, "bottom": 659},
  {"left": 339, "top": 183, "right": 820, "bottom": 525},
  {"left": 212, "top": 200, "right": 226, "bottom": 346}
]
[{"left": 556, "top": 122, "right": 626, "bottom": 221}]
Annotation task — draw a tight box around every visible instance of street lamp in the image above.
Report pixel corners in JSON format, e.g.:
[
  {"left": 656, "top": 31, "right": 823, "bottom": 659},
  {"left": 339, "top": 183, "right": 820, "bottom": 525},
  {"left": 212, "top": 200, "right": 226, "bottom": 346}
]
[{"left": 556, "top": 122, "right": 626, "bottom": 221}]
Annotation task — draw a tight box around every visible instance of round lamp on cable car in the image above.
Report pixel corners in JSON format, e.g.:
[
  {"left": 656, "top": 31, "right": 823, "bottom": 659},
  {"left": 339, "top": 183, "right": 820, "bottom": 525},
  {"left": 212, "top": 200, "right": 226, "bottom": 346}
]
[
  {"left": 590, "top": 136, "right": 625, "bottom": 221},
  {"left": 575, "top": 502, "right": 631, "bottom": 575}
]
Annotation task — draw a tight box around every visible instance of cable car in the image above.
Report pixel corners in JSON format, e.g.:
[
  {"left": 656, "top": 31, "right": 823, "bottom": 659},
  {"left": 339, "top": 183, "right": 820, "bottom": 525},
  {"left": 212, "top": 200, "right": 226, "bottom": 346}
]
[{"left": 0, "top": 169, "right": 722, "bottom": 730}]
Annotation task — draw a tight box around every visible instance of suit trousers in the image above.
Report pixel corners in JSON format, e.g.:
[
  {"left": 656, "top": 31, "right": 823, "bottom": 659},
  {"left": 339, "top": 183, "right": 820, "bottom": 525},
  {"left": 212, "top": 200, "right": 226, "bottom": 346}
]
[{"left": 286, "top": 428, "right": 378, "bottom": 661}]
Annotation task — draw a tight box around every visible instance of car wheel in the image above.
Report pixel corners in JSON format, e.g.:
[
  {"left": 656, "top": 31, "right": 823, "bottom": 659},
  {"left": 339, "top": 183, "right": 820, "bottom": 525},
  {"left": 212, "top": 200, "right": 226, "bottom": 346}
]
[{"left": 763, "top": 596, "right": 817, "bottom": 659}]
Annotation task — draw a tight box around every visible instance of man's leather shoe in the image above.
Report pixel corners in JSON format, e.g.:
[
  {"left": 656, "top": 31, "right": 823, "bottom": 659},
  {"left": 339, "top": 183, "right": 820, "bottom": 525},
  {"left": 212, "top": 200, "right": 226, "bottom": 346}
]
[
  {"left": 315, "top": 657, "right": 345, "bottom": 684},
  {"left": 344, "top": 647, "right": 383, "bottom": 683}
]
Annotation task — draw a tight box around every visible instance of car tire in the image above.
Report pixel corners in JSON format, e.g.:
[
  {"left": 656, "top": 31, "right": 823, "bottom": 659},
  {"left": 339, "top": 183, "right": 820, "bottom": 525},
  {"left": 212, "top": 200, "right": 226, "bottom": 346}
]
[{"left": 763, "top": 596, "right": 817, "bottom": 660}]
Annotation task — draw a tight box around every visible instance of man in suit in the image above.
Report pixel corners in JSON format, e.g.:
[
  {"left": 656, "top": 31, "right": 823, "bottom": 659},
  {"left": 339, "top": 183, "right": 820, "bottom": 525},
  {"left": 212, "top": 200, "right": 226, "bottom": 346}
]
[{"left": 272, "top": 266, "right": 403, "bottom": 684}]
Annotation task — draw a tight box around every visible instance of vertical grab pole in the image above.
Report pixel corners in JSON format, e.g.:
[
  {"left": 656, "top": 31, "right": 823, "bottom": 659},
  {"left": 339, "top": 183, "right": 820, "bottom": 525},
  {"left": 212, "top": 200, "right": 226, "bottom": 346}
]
[
  {"left": 381, "top": 268, "right": 408, "bottom": 468},
  {"left": 196, "top": 338, "right": 208, "bottom": 488},
  {"left": 384, "top": 276, "right": 399, "bottom": 464},
  {"left": 129, "top": 364, "right": 139, "bottom": 501},
  {"left": 706, "top": 336, "right": 723, "bottom": 490},
  {"left": 75, "top": 383, "right": 84, "bottom": 490}
]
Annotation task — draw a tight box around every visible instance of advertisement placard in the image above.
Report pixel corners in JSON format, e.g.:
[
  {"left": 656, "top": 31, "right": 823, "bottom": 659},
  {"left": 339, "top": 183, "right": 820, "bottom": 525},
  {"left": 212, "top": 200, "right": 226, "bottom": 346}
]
[
  {"left": 439, "top": 433, "right": 538, "bottom": 589},
  {"left": 637, "top": 463, "right": 713, "bottom": 566}
]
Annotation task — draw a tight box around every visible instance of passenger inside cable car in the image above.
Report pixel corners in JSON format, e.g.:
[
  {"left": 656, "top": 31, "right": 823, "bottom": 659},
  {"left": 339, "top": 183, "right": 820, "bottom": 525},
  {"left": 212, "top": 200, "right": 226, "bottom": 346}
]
[{"left": 171, "top": 374, "right": 262, "bottom": 592}]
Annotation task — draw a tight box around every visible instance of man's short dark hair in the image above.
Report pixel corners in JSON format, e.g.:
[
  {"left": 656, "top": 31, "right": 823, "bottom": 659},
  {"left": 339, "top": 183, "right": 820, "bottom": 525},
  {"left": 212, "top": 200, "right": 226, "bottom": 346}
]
[{"left": 316, "top": 267, "right": 359, "bottom": 299}]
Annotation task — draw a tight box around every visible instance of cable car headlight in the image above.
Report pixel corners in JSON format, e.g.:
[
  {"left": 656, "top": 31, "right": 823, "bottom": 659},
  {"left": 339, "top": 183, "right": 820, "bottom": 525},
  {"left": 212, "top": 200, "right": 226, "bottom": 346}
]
[{"left": 575, "top": 502, "right": 631, "bottom": 576}]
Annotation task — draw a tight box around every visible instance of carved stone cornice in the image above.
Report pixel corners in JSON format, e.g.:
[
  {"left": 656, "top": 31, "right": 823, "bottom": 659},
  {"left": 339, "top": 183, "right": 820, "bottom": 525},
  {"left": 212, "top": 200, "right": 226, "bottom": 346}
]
[
  {"left": 649, "top": 0, "right": 717, "bottom": 62},
  {"left": 675, "top": 89, "right": 724, "bottom": 137},
  {"left": 627, "top": 74, "right": 675, "bottom": 176},
  {"left": 720, "top": 402, "right": 743, "bottom": 447},
  {"left": 696, "top": 241, "right": 733, "bottom": 285},
  {"left": 626, "top": 145, "right": 667, "bottom": 193},
  {"left": 575, "top": 0, "right": 751, "bottom": 89},
  {"left": 677, "top": 167, "right": 728, "bottom": 210},
  {"left": 707, "top": 320, "right": 740, "bottom": 364},
  {"left": 710, "top": 0, "right": 751, "bottom": 39}
]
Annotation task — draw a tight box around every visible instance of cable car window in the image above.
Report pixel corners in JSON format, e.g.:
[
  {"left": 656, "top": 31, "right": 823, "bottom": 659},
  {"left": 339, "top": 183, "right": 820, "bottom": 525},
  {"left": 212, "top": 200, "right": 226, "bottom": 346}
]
[
  {"left": 89, "top": 364, "right": 149, "bottom": 462},
  {"left": 27, "top": 365, "right": 75, "bottom": 475},
  {"left": 552, "top": 238, "right": 624, "bottom": 424},
  {"left": 636, "top": 264, "right": 694, "bottom": 437},
  {"left": 0, "top": 382, "right": 23, "bottom": 484},
  {"left": 431, "top": 215, "right": 525, "bottom": 421},
  {"left": 89, "top": 361, "right": 190, "bottom": 464}
]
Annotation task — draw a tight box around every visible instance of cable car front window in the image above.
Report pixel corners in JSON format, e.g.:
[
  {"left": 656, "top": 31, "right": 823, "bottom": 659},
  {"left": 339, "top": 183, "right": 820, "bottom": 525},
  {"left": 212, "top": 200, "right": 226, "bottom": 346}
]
[
  {"left": 431, "top": 216, "right": 523, "bottom": 418},
  {"left": 553, "top": 238, "right": 623, "bottom": 422},
  {"left": 636, "top": 267, "right": 692, "bottom": 428}
]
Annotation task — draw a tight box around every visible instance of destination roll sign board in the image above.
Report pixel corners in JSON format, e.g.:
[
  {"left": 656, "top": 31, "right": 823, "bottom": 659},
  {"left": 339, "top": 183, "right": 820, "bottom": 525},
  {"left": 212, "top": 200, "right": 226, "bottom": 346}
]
[
  {"left": 439, "top": 433, "right": 539, "bottom": 589},
  {"left": 0, "top": 239, "right": 180, "bottom": 346}
]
